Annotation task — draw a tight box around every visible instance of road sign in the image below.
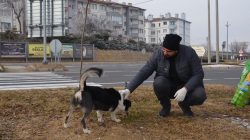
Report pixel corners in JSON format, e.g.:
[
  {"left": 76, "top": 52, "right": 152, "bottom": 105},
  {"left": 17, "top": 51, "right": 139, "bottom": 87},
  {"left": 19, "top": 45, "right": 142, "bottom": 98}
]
[
  {"left": 50, "top": 39, "right": 62, "bottom": 55},
  {"left": 191, "top": 45, "right": 206, "bottom": 57}
]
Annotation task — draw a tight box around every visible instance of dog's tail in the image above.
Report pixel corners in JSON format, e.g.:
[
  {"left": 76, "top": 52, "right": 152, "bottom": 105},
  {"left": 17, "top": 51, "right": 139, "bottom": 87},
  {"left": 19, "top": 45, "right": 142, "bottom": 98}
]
[{"left": 80, "top": 67, "right": 103, "bottom": 92}]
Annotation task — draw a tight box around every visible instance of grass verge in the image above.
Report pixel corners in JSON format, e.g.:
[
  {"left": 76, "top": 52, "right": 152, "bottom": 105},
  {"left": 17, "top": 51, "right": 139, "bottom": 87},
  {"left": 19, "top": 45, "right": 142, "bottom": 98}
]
[{"left": 0, "top": 84, "right": 249, "bottom": 139}]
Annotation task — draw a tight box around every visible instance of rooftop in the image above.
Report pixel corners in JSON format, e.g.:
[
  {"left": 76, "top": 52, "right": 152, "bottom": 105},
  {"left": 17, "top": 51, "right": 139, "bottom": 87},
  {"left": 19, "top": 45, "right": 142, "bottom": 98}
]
[{"left": 91, "top": 0, "right": 146, "bottom": 11}]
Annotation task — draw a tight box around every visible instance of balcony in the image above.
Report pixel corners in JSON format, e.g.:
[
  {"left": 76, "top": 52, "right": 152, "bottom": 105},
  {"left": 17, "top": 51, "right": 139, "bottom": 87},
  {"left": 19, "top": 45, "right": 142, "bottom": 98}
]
[
  {"left": 130, "top": 14, "right": 139, "bottom": 19},
  {"left": 168, "top": 24, "right": 177, "bottom": 29},
  {"left": 130, "top": 23, "right": 139, "bottom": 28},
  {"left": 112, "top": 21, "right": 123, "bottom": 27},
  {"left": 131, "top": 33, "right": 139, "bottom": 37}
]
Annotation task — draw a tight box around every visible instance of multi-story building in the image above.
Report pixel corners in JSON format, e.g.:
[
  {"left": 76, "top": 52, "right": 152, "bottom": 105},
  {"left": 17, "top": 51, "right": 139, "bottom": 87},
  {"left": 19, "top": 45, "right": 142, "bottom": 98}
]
[
  {"left": 0, "top": 0, "right": 13, "bottom": 33},
  {"left": 26, "top": 0, "right": 145, "bottom": 41},
  {"left": 26, "top": 0, "right": 65, "bottom": 37},
  {"left": 0, "top": 0, "right": 26, "bottom": 34},
  {"left": 145, "top": 13, "right": 191, "bottom": 45}
]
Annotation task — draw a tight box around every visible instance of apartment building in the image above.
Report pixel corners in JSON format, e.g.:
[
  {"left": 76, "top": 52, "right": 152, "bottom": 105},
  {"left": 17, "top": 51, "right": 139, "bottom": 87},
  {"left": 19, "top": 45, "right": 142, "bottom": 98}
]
[
  {"left": 0, "top": 0, "right": 13, "bottom": 32},
  {"left": 145, "top": 13, "right": 191, "bottom": 45},
  {"left": 0, "top": 0, "right": 26, "bottom": 34},
  {"left": 26, "top": 0, "right": 145, "bottom": 41},
  {"left": 26, "top": 0, "right": 65, "bottom": 37}
]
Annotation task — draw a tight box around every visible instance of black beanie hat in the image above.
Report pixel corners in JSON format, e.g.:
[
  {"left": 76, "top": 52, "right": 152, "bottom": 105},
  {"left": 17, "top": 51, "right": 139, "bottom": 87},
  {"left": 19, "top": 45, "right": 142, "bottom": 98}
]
[{"left": 163, "top": 34, "right": 182, "bottom": 51}]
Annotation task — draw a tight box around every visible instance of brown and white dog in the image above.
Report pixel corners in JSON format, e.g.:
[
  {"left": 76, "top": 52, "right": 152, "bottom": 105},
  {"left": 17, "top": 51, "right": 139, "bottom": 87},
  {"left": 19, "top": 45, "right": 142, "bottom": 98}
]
[{"left": 64, "top": 67, "right": 131, "bottom": 134}]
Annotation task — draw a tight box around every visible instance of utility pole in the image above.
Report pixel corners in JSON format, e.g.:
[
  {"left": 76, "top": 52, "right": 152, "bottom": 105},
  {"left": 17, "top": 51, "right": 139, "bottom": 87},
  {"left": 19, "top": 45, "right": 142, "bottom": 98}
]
[
  {"left": 42, "top": 0, "right": 48, "bottom": 64},
  {"left": 207, "top": 0, "right": 211, "bottom": 64},
  {"left": 215, "top": 0, "right": 220, "bottom": 64},
  {"left": 226, "top": 22, "right": 230, "bottom": 60}
]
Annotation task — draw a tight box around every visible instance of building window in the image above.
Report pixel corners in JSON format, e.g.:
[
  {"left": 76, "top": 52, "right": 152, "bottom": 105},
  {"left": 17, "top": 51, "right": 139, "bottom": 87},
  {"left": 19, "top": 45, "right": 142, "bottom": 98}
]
[
  {"left": 159, "top": 23, "right": 161, "bottom": 27},
  {"left": 151, "top": 38, "right": 155, "bottom": 42},
  {"left": 139, "top": 11, "right": 143, "bottom": 16},
  {"left": 163, "top": 22, "right": 167, "bottom": 25},
  {"left": 170, "top": 21, "right": 175, "bottom": 25},
  {"left": 151, "top": 31, "right": 155, "bottom": 35},
  {"left": 151, "top": 23, "right": 155, "bottom": 27},
  {"left": 90, "top": 4, "right": 97, "bottom": 10},
  {"left": 139, "top": 29, "right": 144, "bottom": 33},
  {"left": 163, "top": 29, "right": 167, "bottom": 33},
  {"left": 170, "top": 29, "right": 175, "bottom": 33},
  {"left": 112, "top": 16, "right": 122, "bottom": 24},
  {"left": 100, "top": 5, "right": 106, "bottom": 11}
]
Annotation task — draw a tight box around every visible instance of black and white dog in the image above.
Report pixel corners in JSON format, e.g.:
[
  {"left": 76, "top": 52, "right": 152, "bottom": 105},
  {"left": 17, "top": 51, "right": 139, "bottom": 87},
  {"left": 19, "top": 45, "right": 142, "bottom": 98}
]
[{"left": 64, "top": 67, "right": 131, "bottom": 134}]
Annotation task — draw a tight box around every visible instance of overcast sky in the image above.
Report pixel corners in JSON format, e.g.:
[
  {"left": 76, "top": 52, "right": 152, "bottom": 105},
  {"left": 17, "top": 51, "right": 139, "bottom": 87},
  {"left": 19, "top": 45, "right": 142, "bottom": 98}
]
[{"left": 116, "top": 0, "right": 250, "bottom": 50}]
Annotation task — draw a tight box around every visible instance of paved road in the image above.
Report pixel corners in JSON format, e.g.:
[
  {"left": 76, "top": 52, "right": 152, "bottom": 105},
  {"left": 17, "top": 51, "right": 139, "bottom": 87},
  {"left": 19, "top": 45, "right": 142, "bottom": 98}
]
[
  {"left": 0, "top": 63, "right": 244, "bottom": 90},
  {"left": 56, "top": 63, "right": 244, "bottom": 87}
]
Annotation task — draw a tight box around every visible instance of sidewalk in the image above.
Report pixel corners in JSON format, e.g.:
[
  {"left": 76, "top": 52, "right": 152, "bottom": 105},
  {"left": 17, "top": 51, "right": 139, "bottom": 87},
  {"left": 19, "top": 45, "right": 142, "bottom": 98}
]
[{"left": 202, "top": 64, "right": 243, "bottom": 68}]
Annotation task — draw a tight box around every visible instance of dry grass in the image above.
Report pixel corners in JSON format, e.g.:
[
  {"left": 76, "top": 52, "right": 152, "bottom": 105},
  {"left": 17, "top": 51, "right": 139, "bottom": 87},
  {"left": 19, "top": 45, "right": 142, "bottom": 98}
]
[
  {"left": 26, "top": 63, "right": 68, "bottom": 72},
  {"left": 95, "top": 50, "right": 151, "bottom": 62},
  {"left": 0, "top": 84, "right": 249, "bottom": 140},
  {"left": 0, "top": 64, "right": 5, "bottom": 72}
]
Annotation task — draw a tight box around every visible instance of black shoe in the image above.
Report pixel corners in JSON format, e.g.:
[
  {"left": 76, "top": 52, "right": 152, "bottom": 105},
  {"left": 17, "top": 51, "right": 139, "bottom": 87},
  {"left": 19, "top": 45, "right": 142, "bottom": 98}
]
[
  {"left": 178, "top": 102, "right": 194, "bottom": 117},
  {"left": 159, "top": 108, "right": 170, "bottom": 117}
]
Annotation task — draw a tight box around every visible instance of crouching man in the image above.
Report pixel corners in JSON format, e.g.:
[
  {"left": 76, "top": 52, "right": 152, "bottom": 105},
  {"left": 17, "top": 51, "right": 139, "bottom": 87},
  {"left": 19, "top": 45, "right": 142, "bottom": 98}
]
[{"left": 119, "top": 34, "right": 207, "bottom": 117}]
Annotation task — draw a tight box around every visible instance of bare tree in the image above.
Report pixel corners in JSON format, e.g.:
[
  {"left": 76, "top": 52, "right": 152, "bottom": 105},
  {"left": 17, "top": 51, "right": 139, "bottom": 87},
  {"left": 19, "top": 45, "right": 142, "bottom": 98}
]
[
  {"left": 74, "top": 12, "right": 112, "bottom": 37},
  {"left": 7, "top": 0, "right": 24, "bottom": 34},
  {"left": 230, "top": 41, "right": 249, "bottom": 53}
]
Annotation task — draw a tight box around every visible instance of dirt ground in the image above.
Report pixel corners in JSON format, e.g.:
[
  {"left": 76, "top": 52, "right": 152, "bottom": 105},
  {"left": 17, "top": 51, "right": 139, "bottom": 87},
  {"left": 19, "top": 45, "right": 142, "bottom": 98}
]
[{"left": 0, "top": 84, "right": 250, "bottom": 140}]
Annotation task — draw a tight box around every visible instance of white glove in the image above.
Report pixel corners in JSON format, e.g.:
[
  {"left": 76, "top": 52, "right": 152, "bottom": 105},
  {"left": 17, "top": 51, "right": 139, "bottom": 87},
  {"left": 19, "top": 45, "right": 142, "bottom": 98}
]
[
  {"left": 119, "top": 89, "right": 131, "bottom": 99},
  {"left": 174, "top": 87, "right": 188, "bottom": 102}
]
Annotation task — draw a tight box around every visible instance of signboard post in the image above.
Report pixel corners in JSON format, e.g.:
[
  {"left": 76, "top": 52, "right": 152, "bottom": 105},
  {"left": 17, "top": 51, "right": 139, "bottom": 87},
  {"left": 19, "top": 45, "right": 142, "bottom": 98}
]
[
  {"left": 191, "top": 45, "right": 206, "bottom": 63},
  {"left": 50, "top": 39, "right": 62, "bottom": 63}
]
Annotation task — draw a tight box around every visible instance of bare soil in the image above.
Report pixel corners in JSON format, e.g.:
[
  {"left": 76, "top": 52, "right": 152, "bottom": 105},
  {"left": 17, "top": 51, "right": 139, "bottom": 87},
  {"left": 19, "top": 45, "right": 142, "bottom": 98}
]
[{"left": 0, "top": 84, "right": 249, "bottom": 140}]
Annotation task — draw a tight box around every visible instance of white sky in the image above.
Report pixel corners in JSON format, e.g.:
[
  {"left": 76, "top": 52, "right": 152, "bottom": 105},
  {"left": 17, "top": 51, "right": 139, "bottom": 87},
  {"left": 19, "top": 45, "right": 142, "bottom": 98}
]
[{"left": 116, "top": 0, "right": 250, "bottom": 50}]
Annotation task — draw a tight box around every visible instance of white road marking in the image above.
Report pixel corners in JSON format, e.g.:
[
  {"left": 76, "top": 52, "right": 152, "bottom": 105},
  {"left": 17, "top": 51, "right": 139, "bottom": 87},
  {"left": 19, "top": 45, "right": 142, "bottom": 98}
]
[
  {"left": 224, "top": 78, "right": 240, "bottom": 80},
  {"left": 203, "top": 79, "right": 214, "bottom": 81}
]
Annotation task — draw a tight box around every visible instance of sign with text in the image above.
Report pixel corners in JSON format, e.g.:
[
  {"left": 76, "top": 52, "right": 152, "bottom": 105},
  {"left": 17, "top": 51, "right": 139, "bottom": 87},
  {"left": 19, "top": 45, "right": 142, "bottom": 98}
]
[
  {"left": 191, "top": 45, "right": 206, "bottom": 57},
  {"left": 74, "top": 44, "right": 94, "bottom": 59},
  {"left": 28, "top": 44, "right": 51, "bottom": 57},
  {"left": 0, "top": 42, "right": 26, "bottom": 57},
  {"left": 61, "top": 44, "right": 73, "bottom": 58}
]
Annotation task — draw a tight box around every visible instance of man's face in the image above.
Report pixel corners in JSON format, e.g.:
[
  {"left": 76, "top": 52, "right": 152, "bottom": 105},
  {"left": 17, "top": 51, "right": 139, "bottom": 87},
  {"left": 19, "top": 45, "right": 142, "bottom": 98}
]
[{"left": 162, "top": 47, "right": 178, "bottom": 58}]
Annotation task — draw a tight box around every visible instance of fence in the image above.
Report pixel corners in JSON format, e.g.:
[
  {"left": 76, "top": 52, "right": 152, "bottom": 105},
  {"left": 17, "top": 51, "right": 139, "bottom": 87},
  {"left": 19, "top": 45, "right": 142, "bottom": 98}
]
[{"left": 0, "top": 42, "right": 94, "bottom": 62}]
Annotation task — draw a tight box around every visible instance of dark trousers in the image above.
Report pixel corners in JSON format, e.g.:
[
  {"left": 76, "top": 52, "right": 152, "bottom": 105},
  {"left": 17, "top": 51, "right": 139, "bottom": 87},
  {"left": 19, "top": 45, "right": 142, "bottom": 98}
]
[{"left": 153, "top": 76, "right": 207, "bottom": 109}]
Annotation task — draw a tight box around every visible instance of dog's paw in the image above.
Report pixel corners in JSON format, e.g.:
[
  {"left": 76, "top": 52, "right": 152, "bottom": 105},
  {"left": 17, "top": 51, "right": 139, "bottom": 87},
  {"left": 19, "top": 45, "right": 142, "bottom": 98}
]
[
  {"left": 83, "top": 128, "right": 91, "bottom": 134},
  {"left": 112, "top": 118, "right": 121, "bottom": 123},
  {"left": 64, "top": 123, "right": 68, "bottom": 128}
]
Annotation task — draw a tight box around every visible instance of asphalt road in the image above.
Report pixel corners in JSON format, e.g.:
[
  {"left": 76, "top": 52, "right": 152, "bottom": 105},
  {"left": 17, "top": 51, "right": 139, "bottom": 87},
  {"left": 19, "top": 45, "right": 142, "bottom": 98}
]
[{"left": 55, "top": 62, "right": 244, "bottom": 87}]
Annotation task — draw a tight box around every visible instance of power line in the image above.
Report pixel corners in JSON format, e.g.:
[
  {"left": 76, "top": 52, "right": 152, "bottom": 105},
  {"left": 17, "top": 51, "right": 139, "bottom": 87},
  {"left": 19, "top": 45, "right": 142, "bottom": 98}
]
[{"left": 134, "top": 0, "right": 154, "bottom": 5}]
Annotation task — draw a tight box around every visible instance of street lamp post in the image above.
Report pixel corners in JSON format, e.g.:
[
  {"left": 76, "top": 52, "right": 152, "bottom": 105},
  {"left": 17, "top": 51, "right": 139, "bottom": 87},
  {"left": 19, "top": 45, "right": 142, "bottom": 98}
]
[
  {"left": 226, "top": 22, "right": 230, "bottom": 60},
  {"left": 207, "top": 0, "right": 211, "bottom": 64},
  {"left": 215, "top": 0, "right": 220, "bottom": 64},
  {"left": 42, "top": 0, "right": 48, "bottom": 64}
]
